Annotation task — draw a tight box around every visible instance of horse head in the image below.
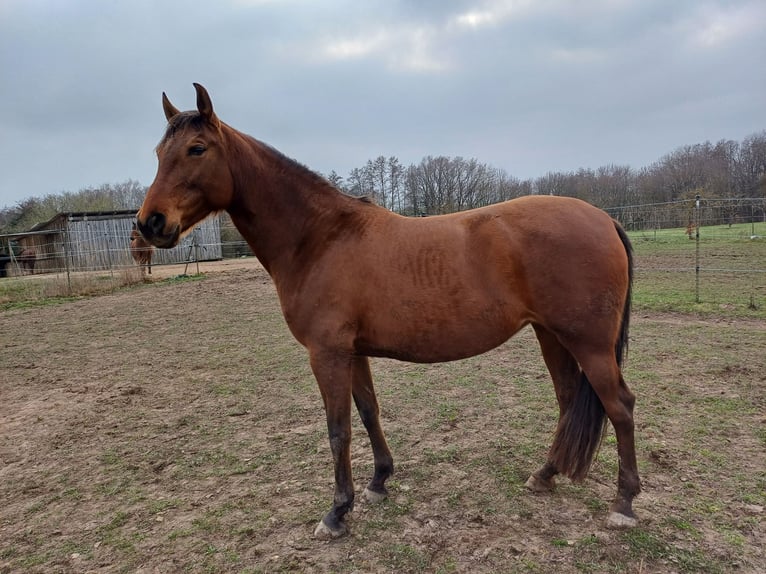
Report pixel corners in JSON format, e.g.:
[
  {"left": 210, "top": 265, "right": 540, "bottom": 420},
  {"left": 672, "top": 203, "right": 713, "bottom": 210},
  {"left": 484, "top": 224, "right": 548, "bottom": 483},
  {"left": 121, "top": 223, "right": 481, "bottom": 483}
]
[{"left": 137, "top": 83, "right": 234, "bottom": 248}]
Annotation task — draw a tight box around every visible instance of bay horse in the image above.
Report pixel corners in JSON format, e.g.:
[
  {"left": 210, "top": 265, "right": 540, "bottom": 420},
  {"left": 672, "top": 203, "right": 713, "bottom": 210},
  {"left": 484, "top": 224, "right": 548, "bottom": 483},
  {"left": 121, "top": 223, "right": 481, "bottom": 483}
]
[
  {"left": 137, "top": 84, "right": 640, "bottom": 538},
  {"left": 130, "top": 224, "right": 154, "bottom": 275}
]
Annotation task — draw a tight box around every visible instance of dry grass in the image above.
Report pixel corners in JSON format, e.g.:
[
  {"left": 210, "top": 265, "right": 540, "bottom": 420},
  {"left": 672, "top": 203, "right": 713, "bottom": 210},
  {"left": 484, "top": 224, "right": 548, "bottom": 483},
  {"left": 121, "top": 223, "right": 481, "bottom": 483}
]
[{"left": 0, "top": 267, "right": 147, "bottom": 307}]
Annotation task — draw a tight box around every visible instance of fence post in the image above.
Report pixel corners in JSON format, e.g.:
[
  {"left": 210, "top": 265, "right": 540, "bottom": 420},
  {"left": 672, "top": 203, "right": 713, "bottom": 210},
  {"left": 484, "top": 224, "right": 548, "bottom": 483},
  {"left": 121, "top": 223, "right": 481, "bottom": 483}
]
[
  {"left": 194, "top": 229, "right": 200, "bottom": 275},
  {"left": 695, "top": 194, "right": 701, "bottom": 303},
  {"left": 105, "top": 230, "right": 115, "bottom": 285},
  {"left": 63, "top": 227, "right": 72, "bottom": 296}
]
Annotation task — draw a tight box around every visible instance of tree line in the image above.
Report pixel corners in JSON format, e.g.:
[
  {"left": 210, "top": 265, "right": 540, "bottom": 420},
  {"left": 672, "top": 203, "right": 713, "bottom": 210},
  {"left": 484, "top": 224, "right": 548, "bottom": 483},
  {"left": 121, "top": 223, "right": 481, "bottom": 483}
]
[
  {"left": 0, "top": 180, "right": 146, "bottom": 234},
  {"left": 1, "top": 131, "right": 764, "bottom": 234},
  {"left": 334, "top": 131, "right": 765, "bottom": 215}
]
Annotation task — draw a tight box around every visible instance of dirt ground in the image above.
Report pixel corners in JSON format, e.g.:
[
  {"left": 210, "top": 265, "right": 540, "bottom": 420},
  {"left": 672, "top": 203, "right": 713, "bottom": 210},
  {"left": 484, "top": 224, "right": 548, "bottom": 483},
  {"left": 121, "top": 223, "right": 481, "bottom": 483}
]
[{"left": 1, "top": 259, "right": 764, "bottom": 573}]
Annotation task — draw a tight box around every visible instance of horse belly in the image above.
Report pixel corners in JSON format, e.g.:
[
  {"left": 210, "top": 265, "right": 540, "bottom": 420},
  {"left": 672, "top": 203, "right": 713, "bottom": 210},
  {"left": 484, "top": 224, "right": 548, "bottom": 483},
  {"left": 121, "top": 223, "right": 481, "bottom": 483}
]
[
  {"left": 355, "top": 297, "right": 525, "bottom": 363},
  {"left": 352, "top": 227, "right": 528, "bottom": 362}
]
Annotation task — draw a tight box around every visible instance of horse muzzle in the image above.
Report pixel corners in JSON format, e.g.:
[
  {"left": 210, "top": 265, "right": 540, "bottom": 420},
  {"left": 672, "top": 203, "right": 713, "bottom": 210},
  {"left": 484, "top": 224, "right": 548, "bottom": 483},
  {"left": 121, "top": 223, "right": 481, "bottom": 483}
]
[{"left": 136, "top": 212, "right": 180, "bottom": 248}]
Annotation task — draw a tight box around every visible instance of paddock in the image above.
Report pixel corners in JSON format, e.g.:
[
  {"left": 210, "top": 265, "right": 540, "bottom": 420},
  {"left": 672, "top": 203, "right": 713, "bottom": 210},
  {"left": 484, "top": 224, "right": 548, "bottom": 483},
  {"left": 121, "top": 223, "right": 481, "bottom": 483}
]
[{"left": 0, "top": 259, "right": 763, "bottom": 573}]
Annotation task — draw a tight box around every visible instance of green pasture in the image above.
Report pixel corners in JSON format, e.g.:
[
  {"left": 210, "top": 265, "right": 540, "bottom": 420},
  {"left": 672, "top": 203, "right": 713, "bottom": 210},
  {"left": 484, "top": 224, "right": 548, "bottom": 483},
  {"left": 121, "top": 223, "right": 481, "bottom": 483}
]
[{"left": 628, "top": 221, "right": 765, "bottom": 317}]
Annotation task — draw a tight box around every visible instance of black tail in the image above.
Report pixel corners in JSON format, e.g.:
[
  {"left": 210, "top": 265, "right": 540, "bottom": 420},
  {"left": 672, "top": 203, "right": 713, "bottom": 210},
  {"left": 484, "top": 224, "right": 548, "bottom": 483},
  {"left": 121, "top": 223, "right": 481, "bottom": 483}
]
[
  {"left": 549, "top": 371, "right": 606, "bottom": 482},
  {"left": 549, "top": 221, "right": 633, "bottom": 481},
  {"left": 614, "top": 221, "right": 633, "bottom": 368}
]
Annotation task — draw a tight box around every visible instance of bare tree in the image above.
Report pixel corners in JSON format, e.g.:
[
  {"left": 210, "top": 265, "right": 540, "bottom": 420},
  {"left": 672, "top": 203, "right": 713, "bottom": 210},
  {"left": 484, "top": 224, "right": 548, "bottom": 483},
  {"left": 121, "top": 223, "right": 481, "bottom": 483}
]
[
  {"left": 326, "top": 170, "right": 344, "bottom": 190},
  {"left": 386, "top": 156, "right": 403, "bottom": 212},
  {"left": 735, "top": 132, "right": 766, "bottom": 198},
  {"left": 534, "top": 171, "right": 570, "bottom": 197},
  {"left": 345, "top": 167, "right": 369, "bottom": 198}
]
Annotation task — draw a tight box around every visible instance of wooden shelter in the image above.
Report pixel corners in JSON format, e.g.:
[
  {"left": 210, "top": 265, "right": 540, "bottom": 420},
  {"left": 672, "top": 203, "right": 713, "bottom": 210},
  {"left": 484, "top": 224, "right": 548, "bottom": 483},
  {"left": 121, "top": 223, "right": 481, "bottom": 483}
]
[{"left": 1, "top": 210, "right": 221, "bottom": 275}]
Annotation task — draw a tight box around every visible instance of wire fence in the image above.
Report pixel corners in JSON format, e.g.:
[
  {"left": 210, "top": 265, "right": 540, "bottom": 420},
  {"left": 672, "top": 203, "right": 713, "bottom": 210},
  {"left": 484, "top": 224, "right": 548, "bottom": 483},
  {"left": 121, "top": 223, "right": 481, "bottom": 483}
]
[
  {"left": 1, "top": 198, "right": 764, "bottom": 311},
  {"left": 0, "top": 234, "right": 223, "bottom": 273},
  {"left": 605, "top": 198, "right": 765, "bottom": 311},
  {"left": 0, "top": 215, "right": 226, "bottom": 299}
]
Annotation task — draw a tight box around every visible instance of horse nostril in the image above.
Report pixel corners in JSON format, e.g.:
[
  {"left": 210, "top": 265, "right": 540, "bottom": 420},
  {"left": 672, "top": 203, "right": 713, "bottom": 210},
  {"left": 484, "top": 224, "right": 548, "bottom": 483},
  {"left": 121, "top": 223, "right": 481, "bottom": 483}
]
[{"left": 146, "top": 213, "right": 166, "bottom": 237}]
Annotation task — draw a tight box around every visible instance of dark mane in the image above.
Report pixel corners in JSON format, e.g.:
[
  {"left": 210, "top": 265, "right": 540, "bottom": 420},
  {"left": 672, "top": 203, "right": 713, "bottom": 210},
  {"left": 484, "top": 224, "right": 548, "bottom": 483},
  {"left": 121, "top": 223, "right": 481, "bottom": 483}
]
[
  {"left": 252, "top": 135, "right": 330, "bottom": 185},
  {"left": 158, "top": 111, "right": 373, "bottom": 205},
  {"left": 239, "top": 132, "right": 373, "bottom": 203}
]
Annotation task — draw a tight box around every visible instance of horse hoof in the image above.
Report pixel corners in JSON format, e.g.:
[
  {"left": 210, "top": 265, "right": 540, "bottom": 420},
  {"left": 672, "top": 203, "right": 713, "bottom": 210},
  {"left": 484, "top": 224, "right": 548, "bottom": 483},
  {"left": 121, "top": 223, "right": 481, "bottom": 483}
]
[
  {"left": 525, "top": 474, "right": 554, "bottom": 492},
  {"left": 606, "top": 511, "right": 638, "bottom": 529},
  {"left": 362, "top": 487, "right": 388, "bottom": 504},
  {"left": 313, "top": 519, "right": 348, "bottom": 540}
]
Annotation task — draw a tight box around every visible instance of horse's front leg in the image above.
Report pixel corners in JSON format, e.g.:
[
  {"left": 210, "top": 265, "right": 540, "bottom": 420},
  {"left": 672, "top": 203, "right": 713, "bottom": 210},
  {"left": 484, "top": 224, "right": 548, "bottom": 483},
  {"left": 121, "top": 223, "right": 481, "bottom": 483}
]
[
  {"left": 310, "top": 349, "right": 355, "bottom": 539},
  {"left": 351, "top": 356, "right": 394, "bottom": 503}
]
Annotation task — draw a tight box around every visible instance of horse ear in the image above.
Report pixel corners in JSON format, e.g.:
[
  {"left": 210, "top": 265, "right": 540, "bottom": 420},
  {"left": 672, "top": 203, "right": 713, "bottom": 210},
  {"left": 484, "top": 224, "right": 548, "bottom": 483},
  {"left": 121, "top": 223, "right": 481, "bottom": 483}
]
[
  {"left": 162, "top": 92, "right": 180, "bottom": 121},
  {"left": 193, "top": 83, "right": 219, "bottom": 126}
]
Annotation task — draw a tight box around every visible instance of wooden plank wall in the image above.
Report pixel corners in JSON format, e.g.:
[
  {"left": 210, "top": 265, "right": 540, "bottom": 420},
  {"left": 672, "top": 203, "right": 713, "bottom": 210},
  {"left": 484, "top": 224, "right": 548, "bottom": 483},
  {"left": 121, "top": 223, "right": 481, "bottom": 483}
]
[
  {"left": 66, "top": 215, "right": 222, "bottom": 271},
  {"left": 9, "top": 214, "right": 223, "bottom": 274}
]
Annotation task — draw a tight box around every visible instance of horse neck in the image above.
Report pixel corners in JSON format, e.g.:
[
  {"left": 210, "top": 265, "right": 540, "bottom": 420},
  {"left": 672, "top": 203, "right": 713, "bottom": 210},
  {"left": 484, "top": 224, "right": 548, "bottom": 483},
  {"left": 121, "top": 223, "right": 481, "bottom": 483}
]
[{"left": 223, "top": 128, "right": 356, "bottom": 278}]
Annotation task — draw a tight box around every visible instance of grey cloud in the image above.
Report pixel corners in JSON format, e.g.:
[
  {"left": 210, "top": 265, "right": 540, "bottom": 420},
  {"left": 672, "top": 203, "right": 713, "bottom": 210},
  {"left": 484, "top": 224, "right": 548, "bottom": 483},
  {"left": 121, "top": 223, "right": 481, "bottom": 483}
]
[{"left": 1, "top": 0, "right": 763, "bottom": 207}]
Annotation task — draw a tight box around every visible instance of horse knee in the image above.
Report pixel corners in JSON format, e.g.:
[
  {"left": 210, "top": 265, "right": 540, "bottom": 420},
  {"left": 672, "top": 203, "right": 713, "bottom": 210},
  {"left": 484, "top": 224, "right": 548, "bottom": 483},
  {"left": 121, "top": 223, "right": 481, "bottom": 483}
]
[{"left": 328, "top": 431, "right": 350, "bottom": 457}]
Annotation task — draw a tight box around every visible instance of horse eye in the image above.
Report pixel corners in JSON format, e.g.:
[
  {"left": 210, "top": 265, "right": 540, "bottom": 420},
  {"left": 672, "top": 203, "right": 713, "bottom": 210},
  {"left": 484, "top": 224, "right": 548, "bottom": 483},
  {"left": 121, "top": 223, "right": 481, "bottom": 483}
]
[{"left": 189, "top": 145, "right": 206, "bottom": 156}]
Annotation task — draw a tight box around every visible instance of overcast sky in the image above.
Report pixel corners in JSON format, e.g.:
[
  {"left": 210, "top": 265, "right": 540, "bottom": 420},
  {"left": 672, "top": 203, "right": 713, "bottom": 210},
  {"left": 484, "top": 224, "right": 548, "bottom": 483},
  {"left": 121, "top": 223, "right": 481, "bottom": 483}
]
[{"left": 1, "top": 0, "right": 764, "bottom": 209}]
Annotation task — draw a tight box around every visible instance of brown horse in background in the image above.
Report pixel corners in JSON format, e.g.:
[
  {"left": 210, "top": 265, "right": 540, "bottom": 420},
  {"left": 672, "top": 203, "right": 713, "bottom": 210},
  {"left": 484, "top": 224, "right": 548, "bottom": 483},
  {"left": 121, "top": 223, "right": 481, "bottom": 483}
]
[
  {"left": 130, "top": 224, "right": 154, "bottom": 275},
  {"left": 137, "top": 84, "right": 640, "bottom": 539}
]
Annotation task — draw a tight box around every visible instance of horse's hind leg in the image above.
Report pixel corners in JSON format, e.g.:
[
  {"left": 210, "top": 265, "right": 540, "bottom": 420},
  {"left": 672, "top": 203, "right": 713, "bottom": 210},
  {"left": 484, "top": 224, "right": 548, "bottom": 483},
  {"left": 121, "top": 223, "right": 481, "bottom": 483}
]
[
  {"left": 352, "top": 356, "right": 394, "bottom": 503},
  {"left": 577, "top": 352, "right": 640, "bottom": 527},
  {"left": 526, "top": 325, "right": 582, "bottom": 492}
]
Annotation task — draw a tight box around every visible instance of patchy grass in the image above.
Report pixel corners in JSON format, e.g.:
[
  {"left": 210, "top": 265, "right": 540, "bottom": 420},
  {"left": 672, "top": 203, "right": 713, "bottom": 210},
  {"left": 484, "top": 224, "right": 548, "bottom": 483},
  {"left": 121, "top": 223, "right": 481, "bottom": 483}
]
[
  {"left": 1, "top": 262, "right": 764, "bottom": 573},
  {"left": 628, "top": 221, "right": 766, "bottom": 317},
  {"left": 0, "top": 266, "right": 206, "bottom": 310}
]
